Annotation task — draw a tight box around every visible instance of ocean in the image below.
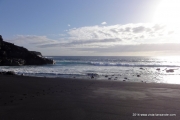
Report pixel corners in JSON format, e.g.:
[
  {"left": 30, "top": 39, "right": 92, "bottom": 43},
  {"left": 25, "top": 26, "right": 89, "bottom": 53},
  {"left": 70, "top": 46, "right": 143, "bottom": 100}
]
[{"left": 1, "top": 56, "right": 180, "bottom": 84}]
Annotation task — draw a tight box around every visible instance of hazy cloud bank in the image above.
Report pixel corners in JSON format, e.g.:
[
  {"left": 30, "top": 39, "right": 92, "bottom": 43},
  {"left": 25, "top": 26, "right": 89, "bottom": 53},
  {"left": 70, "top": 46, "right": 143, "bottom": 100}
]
[{"left": 6, "top": 23, "right": 179, "bottom": 56}]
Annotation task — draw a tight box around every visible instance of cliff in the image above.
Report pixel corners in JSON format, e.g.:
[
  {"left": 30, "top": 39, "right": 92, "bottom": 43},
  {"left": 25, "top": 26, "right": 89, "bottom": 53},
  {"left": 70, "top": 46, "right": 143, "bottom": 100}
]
[
  {"left": 30, "top": 51, "right": 42, "bottom": 57},
  {"left": 0, "top": 35, "right": 55, "bottom": 66}
]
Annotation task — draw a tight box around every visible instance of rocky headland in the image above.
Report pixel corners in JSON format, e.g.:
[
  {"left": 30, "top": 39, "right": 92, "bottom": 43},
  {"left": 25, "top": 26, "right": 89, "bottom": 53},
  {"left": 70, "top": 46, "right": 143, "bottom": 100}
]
[{"left": 0, "top": 35, "right": 55, "bottom": 66}]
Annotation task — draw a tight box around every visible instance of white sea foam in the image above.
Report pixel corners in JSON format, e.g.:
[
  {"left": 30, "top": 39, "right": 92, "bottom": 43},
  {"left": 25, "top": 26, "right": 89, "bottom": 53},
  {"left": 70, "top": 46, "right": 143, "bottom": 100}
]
[{"left": 1, "top": 56, "right": 180, "bottom": 84}]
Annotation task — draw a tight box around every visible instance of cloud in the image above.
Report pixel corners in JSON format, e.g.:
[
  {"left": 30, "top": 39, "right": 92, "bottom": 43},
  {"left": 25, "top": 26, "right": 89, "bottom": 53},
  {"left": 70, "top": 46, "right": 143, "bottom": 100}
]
[
  {"left": 68, "top": 24, "right": 71, "bottom": 27},
  {"left": 66, "top": 23, "right": 173, "bottom": 46},
  {"left": 9, "top": 23, "right": 176, "bottom": 49},
  {"left": 6, "top": 35, "right": 59, "bottom": 47},
  {"left": 72, "top": 43, "right": 180, "bottom": 54},
  {"left": 6, "top": 23, "right": 179, "bottom": 56},
  {"left": 132, "top": 26, "right": 146, "bottom": 33},
  {"left": 38, "top": 38, "right": 121, "bottom": 48},
  {"left": 101, "top": 22, "right": 107, "bottom": 25}
]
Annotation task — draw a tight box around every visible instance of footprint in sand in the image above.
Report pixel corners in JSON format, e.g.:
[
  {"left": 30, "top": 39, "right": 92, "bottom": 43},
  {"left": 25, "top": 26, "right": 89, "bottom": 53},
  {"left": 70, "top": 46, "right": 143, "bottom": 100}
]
[{"left": 10, "top": 96, "right": 14, "bottom": 98}]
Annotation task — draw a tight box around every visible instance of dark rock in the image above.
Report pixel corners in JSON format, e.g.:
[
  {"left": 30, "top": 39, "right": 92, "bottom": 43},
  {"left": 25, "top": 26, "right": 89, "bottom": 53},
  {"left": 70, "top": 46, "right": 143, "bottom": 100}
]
[
  {"left": 0, "top": 35, "right": 2, "bottom": 49},
  {"left": 30, "top": 51, "right": 42, "bottom": 57},
  {"left": 140, "top": 67, "right": 144, "bottom": 70},
  {"left": 156, "top": 68, "right": 160, "bottom": 71},
  {"left": 0, "top": 71, "right": 15, "bottom": 75},
  {"left": 0, "top": 35, "right": 3, "bottom": 41},
  {"left": 124, "top": 77, "right": 127, "bottom": 79},
  {"left": 137, "top": 75, "right": 140, "bottom": 77},
  {"left": 0, "top": 35, "right": 55, "bottom": 66},
  {"left": 105, "top": 75, "right": 108, "bottom": 77},
  {"left": 166, "top": 69, "right": 174, "bottom": 73},
  {"left": 87, "top": 73, "right": 98, "bottom": 79}
]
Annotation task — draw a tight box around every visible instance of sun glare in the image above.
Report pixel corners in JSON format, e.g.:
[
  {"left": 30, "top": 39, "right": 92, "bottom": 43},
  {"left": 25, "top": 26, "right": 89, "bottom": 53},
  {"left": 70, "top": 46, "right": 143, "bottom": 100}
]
[
  {"left": 153, "top": 0, "right": 180, "bottom": 43},
  {"left": 153, "top": 0, "right": 180, "bottom": 27}
]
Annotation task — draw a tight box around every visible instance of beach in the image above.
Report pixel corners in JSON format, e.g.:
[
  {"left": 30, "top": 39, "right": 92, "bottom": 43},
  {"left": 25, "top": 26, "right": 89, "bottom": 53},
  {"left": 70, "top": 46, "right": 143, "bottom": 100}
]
[
  {"left": 0, "top": 75, "right": 179, "bottom": 120},
  {"left": 1, "top": 0, "right": 180, "bottom": 119},
  {"left": 2, "top": 56, "right": 180, "bottom": 84}
]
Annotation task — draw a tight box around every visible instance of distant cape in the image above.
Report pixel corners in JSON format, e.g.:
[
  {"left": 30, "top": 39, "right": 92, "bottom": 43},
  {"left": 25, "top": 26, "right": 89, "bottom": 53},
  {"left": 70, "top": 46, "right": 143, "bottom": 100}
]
[{"left": 0, "top": 35, "right": 55, "bottom": 66}]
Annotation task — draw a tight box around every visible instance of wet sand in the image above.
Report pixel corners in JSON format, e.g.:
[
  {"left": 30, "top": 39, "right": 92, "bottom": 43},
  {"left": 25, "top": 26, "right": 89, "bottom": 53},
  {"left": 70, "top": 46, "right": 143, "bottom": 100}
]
[{"left": 0, "top": 75, "right": 180, "bottom": 120}]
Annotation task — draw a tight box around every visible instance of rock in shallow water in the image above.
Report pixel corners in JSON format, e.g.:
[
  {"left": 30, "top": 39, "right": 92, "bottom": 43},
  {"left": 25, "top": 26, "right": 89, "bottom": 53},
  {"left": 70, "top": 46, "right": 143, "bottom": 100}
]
[
  {"left": 166, "top": 69, "right": 174, "bottom": 73},
  {"left": 156, "top": 68, "right": 160, "bottom": 71},
  {"left": 137, "top": 75, "right": 141, "bottom": 77}
]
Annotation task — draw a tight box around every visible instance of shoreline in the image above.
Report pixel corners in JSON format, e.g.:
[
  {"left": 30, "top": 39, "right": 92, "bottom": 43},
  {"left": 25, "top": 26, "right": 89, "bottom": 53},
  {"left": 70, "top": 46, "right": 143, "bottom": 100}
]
[
  {"left": 0, "top": 75, "right": 180, "bottom": 119},
  {"left": 4, "top": 73, "right": 180, "bottom": 86}
]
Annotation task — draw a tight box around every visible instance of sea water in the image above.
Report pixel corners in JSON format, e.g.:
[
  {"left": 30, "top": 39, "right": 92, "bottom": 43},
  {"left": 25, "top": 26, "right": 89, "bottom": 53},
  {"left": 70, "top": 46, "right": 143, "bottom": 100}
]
[{"left": 1, "top": 56, "right": 180, "bottom": 84}]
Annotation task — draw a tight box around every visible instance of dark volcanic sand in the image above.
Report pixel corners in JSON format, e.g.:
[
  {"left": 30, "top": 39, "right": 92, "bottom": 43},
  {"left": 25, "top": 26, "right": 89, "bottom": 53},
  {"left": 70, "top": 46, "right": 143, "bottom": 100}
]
[{"left": 0, "top": 75, "right": 179, "bottom": 120}]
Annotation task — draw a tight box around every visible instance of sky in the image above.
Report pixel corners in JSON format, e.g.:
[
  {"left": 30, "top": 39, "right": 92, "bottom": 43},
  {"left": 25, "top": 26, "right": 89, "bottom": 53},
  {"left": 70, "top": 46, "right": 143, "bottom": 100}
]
[{"left": 0, "top": 0, "right": 180, "bottom": 56}]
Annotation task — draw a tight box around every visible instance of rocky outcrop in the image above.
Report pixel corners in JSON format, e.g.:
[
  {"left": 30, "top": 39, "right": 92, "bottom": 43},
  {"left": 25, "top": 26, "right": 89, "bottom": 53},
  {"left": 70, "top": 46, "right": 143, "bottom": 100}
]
[
  {"left": 0, "top": 71, "right": 15, "bottom": 75},
  {"left": 0, "top": 35, "right": 2, "bottom": 49},
  {"left": 30, "top": 51, "right": 42, "bottom": 57},
  {"left": 0, "top": 35, "right": 55, "bottom": 66}
]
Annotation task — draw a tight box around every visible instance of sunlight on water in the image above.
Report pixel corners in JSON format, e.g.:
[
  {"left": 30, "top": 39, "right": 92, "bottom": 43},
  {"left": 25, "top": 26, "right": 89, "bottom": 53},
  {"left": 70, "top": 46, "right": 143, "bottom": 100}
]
[
  {"left": 153, "top": 56, "right": 180, "bottom": 67},
  {"left": 1, "top": 56, "right": 180, "bottom": 84},
  {"left": 162, "top": 75, "right": 180, "bottom": 84}
]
